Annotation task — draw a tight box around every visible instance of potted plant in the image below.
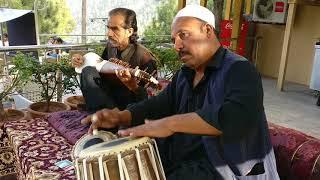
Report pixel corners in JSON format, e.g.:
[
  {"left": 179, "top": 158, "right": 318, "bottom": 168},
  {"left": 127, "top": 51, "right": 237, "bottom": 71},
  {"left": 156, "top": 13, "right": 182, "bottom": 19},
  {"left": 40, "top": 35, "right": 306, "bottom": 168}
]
[
  {"left": 21, "top": 55, "right": 78, "bottom": 118},
  {"left": 59, "top": 56, "right": 84, "bottom": 110},
  {"left": 0, "top": 53, "right": 33, "bottom": 122}
]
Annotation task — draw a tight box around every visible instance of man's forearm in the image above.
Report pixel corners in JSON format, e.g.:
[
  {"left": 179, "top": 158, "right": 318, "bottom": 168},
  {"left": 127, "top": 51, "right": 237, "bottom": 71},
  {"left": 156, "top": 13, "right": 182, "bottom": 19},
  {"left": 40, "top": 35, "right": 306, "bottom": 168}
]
[{"left": 166, "top": 112, "right": 222, "bottom": 136}]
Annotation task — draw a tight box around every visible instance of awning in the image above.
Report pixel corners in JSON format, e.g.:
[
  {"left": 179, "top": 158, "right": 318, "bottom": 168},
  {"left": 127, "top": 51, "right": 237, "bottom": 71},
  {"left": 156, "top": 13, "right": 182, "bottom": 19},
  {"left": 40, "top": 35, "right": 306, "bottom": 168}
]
[{"left": 0, "top": 8, "right": 33, "bottom": 23}]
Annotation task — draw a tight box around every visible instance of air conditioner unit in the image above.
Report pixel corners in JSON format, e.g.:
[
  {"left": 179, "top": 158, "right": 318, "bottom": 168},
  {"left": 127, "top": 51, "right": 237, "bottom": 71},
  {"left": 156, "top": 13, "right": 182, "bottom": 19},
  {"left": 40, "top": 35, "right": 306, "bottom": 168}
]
[{"left": 253, "top": 0, "right": 288, "bottom": 24}]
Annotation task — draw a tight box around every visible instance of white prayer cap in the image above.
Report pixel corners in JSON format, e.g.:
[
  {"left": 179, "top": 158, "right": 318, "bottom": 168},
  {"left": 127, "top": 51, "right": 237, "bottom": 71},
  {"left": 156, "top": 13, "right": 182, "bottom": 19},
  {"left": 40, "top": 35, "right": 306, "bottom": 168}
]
[{"left": 173, "top": 5, "right": 215, "bottom": 28}]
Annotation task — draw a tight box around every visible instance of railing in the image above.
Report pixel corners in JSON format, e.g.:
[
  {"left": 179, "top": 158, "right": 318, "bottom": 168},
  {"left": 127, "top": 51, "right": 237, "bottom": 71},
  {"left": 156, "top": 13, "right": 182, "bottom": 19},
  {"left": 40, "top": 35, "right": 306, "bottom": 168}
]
[
  {"left": 0, "top": 36, "right": 263, "bottom": 102},
  {"left": 0, "top": 42, "right": 107, "bottom": 74},
  {"left": 38, "top": 34, "right": 107, "bottom": 44},
  {"left": 0, "top": 42, "right": 107, "bottom": 52},
  {"left": 0, "top": 43, "right": 107, "bottom": 102}
]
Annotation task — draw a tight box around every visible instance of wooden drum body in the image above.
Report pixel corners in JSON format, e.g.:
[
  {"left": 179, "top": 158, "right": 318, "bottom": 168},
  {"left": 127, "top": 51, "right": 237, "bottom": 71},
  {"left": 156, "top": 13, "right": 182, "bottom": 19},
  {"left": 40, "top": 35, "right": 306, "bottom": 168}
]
[{"left": 74, "top": 136, "right": 166, "bottom": 180}]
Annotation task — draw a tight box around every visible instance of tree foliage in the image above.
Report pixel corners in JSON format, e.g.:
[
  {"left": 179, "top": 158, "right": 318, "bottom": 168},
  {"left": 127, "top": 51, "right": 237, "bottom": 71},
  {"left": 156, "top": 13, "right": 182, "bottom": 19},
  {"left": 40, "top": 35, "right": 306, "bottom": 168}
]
[
  {"left": 0, "top": 52, "right": 34, "bottom": 121},
  {"left": 0, "top": 0, "right": 75, "bottom": 35},
  {"left": 143, "top": 0, "right": 177, "bottom": 42},
  {"left": 0, "top": 52, "right": 33, "bottom": 101},
  {"left": 12, "top": 53, "right": 79, "bottom": 110},
  {"left": 142, "top": 0, "right": 181, "bottom": 80}
]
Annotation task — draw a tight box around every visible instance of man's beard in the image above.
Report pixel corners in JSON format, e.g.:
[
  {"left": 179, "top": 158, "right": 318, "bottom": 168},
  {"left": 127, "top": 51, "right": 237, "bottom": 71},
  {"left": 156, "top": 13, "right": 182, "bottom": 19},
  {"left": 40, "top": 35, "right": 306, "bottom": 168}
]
[{"left": 108, "top": 38, "right": 120, "bottom": 47}]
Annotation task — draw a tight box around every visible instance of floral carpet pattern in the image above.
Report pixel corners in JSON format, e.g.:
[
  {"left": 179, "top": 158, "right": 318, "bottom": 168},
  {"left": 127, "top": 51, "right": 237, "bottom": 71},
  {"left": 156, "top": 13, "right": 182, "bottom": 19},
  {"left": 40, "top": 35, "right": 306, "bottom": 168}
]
[
  {"left": 4, "top": 118, "right": 76, "bottom": 180},
  {"left": 0, "top": 122, "right": 16, "bottom": 179}
]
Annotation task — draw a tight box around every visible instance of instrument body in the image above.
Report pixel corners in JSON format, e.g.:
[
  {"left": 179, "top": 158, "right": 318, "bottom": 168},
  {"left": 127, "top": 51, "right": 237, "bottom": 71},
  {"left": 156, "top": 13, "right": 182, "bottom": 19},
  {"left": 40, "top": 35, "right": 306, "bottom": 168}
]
[
  {"left": 73, "top": 135, "right": 166, "bottom": 180},
  {"left": 75, "top": 52, "right": 159, "bottom": 87}
]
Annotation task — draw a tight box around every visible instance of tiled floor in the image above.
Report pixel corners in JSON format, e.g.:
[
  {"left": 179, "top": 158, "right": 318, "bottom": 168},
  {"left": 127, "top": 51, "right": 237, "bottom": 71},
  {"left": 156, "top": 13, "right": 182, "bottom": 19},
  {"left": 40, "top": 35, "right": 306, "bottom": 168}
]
[{"left": 263, "top": 77, "right": 320, "bottom": 138}]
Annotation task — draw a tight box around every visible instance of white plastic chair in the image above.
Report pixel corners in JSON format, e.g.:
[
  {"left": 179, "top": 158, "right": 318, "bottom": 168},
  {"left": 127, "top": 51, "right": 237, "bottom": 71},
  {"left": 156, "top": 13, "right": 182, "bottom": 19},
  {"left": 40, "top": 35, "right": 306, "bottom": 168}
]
[{"left": 10, "top": 93, "right": 34, "bottom": 110}]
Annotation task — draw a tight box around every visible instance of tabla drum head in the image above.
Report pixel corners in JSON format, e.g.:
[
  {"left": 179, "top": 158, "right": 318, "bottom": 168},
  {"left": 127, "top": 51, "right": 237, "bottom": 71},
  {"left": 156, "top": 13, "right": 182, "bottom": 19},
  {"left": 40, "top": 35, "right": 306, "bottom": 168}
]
[
  {"left": 72, "top": 130, "right": 117, "bottom": 160},
  {"left": 75, "top": 52, "right": 102, "bottom": 73},
  {"left": 78, "top": 136, "right": 151, "bottom": 158}
]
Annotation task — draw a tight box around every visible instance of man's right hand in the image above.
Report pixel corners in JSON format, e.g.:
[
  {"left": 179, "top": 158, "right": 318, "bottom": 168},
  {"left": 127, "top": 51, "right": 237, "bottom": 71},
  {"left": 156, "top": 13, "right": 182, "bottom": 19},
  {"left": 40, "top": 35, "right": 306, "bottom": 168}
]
[
  {"left": 81, "top": 108, "right": 132, "bottom": 134},
  {"left": 71, "top": 54, "right": 84, "bottom": 68}
]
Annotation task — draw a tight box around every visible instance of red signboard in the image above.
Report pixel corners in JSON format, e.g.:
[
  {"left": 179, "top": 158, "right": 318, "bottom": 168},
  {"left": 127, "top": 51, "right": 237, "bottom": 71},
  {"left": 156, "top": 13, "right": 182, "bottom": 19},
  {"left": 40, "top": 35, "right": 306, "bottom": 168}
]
[
  {"left": 275, "top": 2, "right": 285, "bottom": 12},
  {"left": 219, "top": 20, "right": 249, "bottom": 56}
]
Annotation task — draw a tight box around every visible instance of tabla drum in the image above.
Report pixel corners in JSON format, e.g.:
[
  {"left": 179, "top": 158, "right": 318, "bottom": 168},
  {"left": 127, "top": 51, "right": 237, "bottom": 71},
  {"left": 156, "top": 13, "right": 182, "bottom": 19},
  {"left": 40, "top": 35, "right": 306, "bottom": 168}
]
[
  {"left": 72, "top": 131, "right": 117, "bottom": 160},
  {"left": 73, "top": 136, "right": 166, "bottom": 180}
]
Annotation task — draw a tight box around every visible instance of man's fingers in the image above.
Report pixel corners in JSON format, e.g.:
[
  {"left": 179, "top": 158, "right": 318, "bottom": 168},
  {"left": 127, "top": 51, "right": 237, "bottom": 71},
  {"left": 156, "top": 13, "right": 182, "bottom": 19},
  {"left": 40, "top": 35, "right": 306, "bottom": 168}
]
[
  {"left": 90, "top": 123, "right": 99, "bottom": 134},
  {"left": 117, "top": 129, "right": 131, "bottom": 137},
  {"left": 71, "top": 57, "right": 83, "bottom": 68},
  {"left": 118, "top": 125, "right": 148, "bottom": 137},
  {"left": 71, "top": 54, "right": 84, "bottom": 67},
  {"left": 145, "top": 119, "right": 151, "bottom": 124},
  {"left": 124, "top": 69, "right": 131, "bottom": 77},
  {"left": 115, "top": 69, "right": 119, "bottom": 77},
  {"left": 88, "top": 125, "right": 94, "bottom": 135},
  {"left": 91, "top": 114, "right": 100, "bottom": 127},
  {"left": 81, "top": 115, "right": 92, "bottom": 125},
  {"left": 75, "top": 59, "right": 83, "bottom": 65}
]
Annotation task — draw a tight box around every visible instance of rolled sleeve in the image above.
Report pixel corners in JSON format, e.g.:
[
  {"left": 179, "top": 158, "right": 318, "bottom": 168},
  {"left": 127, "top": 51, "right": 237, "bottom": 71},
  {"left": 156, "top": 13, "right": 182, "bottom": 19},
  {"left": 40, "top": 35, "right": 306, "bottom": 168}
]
[{"left": 196, "top": 105, "right": 222, "bottom": 131}]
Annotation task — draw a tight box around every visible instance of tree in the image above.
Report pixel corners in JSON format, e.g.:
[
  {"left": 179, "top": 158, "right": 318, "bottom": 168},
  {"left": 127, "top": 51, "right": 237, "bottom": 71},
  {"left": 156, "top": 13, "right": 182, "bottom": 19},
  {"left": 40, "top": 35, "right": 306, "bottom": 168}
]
[
  {"left": 0, "top": 0, "right": 75, "bottom": 36},
  {"left": 142, "top": 0, "right": 225, "bottom": 79},
  {"left": 143, "top": 0, "right": 180, "bottom": 80},
  {"left": 143, "top": 0, "right": 178, "bottom": 43},
  {"left": 211, "top": 0, "right": 224, "bottom": 36}
]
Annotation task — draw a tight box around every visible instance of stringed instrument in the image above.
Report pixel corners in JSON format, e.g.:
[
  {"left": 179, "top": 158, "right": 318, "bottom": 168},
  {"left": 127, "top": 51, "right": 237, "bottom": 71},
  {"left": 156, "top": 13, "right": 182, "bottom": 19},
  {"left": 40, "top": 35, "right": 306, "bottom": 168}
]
[{"left": 75, "top": 52, "right": 159, "bottom": 88}]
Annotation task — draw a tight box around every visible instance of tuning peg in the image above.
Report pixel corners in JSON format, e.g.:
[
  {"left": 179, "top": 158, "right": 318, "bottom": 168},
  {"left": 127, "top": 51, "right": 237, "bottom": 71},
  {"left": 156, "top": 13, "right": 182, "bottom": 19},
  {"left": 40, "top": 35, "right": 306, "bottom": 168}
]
[{"left": 151, "top": 70, "right": 157, "bottom": 76}]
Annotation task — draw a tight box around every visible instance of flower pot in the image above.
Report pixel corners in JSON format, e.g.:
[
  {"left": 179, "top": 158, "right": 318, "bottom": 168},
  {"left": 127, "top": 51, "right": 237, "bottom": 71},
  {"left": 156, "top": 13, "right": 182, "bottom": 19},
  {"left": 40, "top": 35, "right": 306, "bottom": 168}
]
[
  {"left": 64, "top": 95, "right": 85, "bottom": 110},
  {"left": 0, "top": 108, "right": 27, "bottom": 123},
  {"left": 5, "top": 108, "right": 27, "bottom": 120},
  {"left": 27, "top": 101, "right": 71, "bottom": 118}
]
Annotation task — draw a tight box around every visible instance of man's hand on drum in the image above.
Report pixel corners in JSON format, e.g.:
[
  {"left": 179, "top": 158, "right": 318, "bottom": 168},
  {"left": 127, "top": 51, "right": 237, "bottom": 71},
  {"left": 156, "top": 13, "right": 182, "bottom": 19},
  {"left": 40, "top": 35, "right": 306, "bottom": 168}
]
[
  {"left": 118, "top": 118, "right": 175, "bottom": 138},
  {"left": 71, "top": 53, "right": 84, "bottom": 68},
  {"left": 81, "top": 108, "right": 127, "bottom": 134},
  {"left": 115, "top": 68, "right": 139, "bottom": 92}
]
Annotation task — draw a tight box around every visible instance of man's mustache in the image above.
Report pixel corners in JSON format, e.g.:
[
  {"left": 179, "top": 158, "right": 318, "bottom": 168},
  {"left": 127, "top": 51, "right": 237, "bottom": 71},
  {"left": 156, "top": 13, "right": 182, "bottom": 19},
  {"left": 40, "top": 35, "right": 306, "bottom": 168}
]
[
  {"left": 179, "top": 50, "right": 190, "bottom": 58},
  {"left": 108, "top": 38, "right": 116, "bottom": 42}
]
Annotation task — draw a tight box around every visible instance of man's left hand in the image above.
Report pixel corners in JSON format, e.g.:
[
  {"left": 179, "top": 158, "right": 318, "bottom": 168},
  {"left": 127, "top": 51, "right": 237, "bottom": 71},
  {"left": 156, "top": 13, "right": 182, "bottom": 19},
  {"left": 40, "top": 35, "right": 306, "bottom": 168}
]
[
  {"left": 118, "top": 119, "right": 174, "bottom": 138},
  {"left": 115, "top": 68, "right": 139, "bottom": 92}
]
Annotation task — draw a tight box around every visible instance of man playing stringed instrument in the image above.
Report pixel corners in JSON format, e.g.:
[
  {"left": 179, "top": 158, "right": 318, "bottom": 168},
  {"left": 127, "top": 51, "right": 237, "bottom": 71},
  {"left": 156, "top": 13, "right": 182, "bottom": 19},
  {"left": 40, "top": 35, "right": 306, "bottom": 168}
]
[{"left": 71, "top": 8, "right": 157, "bottom": 112}]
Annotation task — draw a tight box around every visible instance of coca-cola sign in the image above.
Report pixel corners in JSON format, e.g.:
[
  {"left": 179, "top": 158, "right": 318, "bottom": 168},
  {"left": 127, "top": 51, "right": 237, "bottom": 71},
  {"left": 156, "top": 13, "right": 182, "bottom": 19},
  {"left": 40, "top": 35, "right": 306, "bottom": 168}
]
[
  {"left": 225, "top": 22, "right": 232, "bottom": 30},
  {"left": 219, "top": 20, "right": 249, "bottom": 56},
  {"left": 224, "top": 22, "right": 245, "bottom": 30}
]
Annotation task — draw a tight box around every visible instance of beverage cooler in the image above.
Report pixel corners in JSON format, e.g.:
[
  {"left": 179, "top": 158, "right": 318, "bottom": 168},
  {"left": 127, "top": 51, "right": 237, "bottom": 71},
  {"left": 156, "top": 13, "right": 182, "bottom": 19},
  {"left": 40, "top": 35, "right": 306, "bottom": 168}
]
[{"left": 310, "top": 45, "right": 320, "bottom": 91}]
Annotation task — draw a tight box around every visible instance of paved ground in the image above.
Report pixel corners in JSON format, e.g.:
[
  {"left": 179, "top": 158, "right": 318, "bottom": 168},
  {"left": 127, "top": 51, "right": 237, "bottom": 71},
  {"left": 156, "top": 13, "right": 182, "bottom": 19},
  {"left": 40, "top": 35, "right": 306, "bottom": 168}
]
[{"left": 263, "top": 77, "right": 320, "bottom": 138}]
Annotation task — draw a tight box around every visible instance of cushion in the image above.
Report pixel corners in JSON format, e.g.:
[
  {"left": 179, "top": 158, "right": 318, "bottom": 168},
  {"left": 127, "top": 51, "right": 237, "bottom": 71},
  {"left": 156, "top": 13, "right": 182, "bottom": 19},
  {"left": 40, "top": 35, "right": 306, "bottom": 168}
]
[{"left": 47, "top": 110, "right": 90, "bottom": 145}]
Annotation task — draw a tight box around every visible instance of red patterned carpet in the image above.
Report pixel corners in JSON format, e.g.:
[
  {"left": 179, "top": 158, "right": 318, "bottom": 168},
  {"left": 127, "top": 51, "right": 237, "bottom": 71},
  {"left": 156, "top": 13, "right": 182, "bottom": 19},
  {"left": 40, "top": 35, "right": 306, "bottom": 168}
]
[
  {"left": 4, "top": 118, "right": 75, "bottom": 180},
  {"left": 0, "top": 122, "right": 17, "bottom": 180}
]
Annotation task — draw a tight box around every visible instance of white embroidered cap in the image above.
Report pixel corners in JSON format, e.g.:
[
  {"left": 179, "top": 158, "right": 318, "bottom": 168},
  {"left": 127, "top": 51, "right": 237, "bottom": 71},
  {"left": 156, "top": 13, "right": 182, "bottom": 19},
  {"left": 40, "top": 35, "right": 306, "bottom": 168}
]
[{"left": 173, "top": 4, "right": 215, "bottom": 28}]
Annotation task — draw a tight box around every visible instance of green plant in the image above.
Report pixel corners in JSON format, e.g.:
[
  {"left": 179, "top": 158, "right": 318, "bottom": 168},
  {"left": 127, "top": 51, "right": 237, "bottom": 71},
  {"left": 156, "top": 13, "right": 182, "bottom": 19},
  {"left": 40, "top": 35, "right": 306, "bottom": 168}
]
[
  {"left": 0, "top": 53, "right": 33, "bottom": 121},
  {"left": 59, "top": 55, "right": 80, "bottom": 94},
  {"left": 143, "top": 0, "right": 181, "bottom": 80},
  {"left": 145, "top": 44, "right": 181, "bottom": 80},
  {"left": 14, "top": 53, "right": 78, "bottom": 112},
  {"left": 144, "top": 0, "right": 178, "bottom": 42},
  {"left": 0, "top": 0, "right": 75, "bottom": 38},
  {"left": 93, "top": 45, "right": 106, "bottom": 57}
]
